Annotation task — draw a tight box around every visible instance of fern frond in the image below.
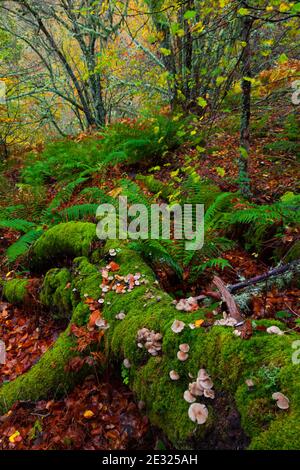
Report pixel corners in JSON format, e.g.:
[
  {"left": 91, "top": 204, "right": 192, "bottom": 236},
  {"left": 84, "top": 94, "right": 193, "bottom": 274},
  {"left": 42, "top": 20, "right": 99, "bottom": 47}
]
[
  {"left": 58, "top": 203, "right": 99, "bottom": 221},
  {"left": 6, "top": 229, "right": 43, "bottom": 263},
  {"left": 0, "top": 219, "right": 36, "bottom": 232},
  {"left": 129, "top": 239, "right": 183, "bottom": 279}
]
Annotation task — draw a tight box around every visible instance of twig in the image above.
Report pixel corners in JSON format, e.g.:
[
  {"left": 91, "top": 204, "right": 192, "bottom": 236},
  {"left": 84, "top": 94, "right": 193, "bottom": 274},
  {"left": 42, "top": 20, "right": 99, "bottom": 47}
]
[{"left": 228, "top": 260, "right": 300, "bottom": 294}]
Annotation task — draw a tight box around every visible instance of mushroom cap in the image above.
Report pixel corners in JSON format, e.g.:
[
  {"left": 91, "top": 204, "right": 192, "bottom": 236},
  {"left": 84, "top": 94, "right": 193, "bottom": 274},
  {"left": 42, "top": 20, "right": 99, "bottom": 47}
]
[
  {"left": 204, "top": 389, "right": 215, "bottom": 399},
  {"left": 197, "top": 368, "right": 209, "bottom": 381},
  {"left": 154, "top": 333, "right": 163, "bottom": 341},
  {"left": 138, "top": 401, "right": 145, "bottom": 411},
  {"left": 184, "top": 390, "right": 196, "bottom": 403},
  {"left": 177, "top": 351, "right": 189, "bottom": 361},
  {"left": 148, "top": 348, "right": 159, "bottom": 356},
  {"left": 245, "top": 379, "right": 255, "bottom": 389},
  {"left": 169, "top": 370, "right": 180, "bottom": 381},
  {"left": 123, "top": 358, "right": 131, "bottom": 369},
  {"left": 189, "top": 381, "right": 203, "bottom": 397},
  {"left": 272, "top": 392, "right": 290, "bottom": 410},
  {"left": 188, "top": 403, "right": 208, "bottom": 424},
  {"left": 116, "top": 312, "right": 126, "bottom": 320},
  {"left": 198, "top": 377, "right": 214, "bottom": 390},
  {"left": 171, "top": 319, "right": 185, "bottom": 333},
  {"left": 267, "top": 326, "right": 284, "bottom": 336},
  {"left": 179, "top": 343, "right": 190, "bottom": 353},
  {"left": 95, "top": 318, "right": 110, "bottom": 330}
]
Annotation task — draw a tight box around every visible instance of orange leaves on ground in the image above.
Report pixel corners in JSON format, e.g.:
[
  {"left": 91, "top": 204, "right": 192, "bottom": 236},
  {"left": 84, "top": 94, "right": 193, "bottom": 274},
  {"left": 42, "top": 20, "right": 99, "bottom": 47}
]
[
  {"left": 0, "top": 302, "right": 65, "bottom": 384},
  {"left": 107, "top": 261, "right": 120, "bottom": 272},
  {"left": 194, "top": 319, "right": 204, "bottom": 328},
  {"left": 83, "top": 410, "right": 95, "bottom": 419},
  {"left": 0, "top": 375, "right": 151, "bottom": 450},
  {"left": 88, "top": 310, "right": 102, "bottom": 329},
  {"left": 70, "top": 324, "right": 101, "bottom": 352}
]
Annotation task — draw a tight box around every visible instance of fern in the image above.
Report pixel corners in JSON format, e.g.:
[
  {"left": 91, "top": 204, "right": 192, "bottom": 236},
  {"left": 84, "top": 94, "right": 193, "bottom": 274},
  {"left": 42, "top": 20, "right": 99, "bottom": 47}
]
[
  {"left": 129, "top": 239, "right": 183, "bottom": 279},
  {"left": 6, "top": 229, "right": 44, "bottom": 263},
  {"left": 80, "top": 187, "right": 114, "bottom": 203},
  {"left": 180, "top": 175, "right": 221, "bottom": 207},
  {"left": 194, "top": 257, "right": 232, "bottom": 273},
  {"left": 58, "top": 203, "right": 99, "bottom": 221},
  {"left": 225, "top": 197, "right": 300, "bottom": 251},
  {"left": 48, "top": 176, "right": 89, "bottom": 210},
  {"left": 204, "top": 192, "right": 234, "bottom": 228},
  {"left": 0, "top": 219, "right": 36, "bottom": 232}
]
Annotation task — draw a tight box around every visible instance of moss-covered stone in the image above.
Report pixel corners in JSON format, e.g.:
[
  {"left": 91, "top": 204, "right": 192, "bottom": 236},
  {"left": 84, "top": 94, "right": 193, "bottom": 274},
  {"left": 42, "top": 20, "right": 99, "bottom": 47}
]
[
  {"left": 29, "top": 222, "right": 97, "bottom": 271},
  {"left": 2, "top": 279, "right": 29, "bottom": 304},
  {"left": 40, "top": 268, "right": 73, "bottom": 319}
]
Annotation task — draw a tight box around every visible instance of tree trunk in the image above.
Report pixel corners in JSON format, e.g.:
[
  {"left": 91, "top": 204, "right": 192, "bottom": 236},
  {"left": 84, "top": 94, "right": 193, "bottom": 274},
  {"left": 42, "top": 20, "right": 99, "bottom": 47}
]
[
  {"left": 1, "top": 223, "right": 300, "bottom": 449},
  {"left": 239, "top": 15, "right": 253, "bottom": 198}
]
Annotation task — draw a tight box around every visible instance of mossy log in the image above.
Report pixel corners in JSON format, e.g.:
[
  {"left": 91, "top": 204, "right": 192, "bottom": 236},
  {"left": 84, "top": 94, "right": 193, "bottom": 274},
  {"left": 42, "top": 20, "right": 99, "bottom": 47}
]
[{"left": 1, "top": 223, "right": 300, "bottom": 449}]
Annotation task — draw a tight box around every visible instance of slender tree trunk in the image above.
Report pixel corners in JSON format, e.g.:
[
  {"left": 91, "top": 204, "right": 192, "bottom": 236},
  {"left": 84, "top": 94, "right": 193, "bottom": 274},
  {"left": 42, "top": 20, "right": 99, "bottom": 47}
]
[
  {"left": 182, "top": 0, "right": 194, "bottom": 111},
  {"left": 239, "top": 15, "right": 253, "bottom": 198}
]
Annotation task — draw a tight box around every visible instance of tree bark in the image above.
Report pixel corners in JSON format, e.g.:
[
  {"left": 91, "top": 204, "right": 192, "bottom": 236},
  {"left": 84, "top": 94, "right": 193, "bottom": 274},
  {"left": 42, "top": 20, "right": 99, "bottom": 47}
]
[{"left": 239, "top": 14, "right": 253, "bottom": 198}]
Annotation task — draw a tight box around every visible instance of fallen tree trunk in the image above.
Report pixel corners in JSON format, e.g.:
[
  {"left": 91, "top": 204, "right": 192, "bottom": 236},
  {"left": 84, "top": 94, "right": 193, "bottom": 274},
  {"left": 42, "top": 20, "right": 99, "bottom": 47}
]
[
  {"left": 228, "top": 260, "right": 300, "bottom": 293},
  {"left": 1, "top": 223, "right": 300, "bottom": 450}
]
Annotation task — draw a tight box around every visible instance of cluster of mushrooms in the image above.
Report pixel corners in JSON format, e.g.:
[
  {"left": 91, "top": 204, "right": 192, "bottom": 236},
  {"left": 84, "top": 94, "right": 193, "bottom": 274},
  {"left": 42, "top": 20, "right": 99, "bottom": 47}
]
[
  {"left": 170, "top": 319, "right": 215, "bottom": 425},
  {"left": 98, "top": 257, "right": 148, "bottom": 302},
  {"left": 185, "top": 369, "right": 215, "bottom": 402},
  {"left": 137, "top": 328, "right": 163, "bottom": 356},
  {"left": 169, "top": 367, "right": 213, "bottom": 425},
  {"left": 173, "top": 297, "right": 199, "bottom": 312}
]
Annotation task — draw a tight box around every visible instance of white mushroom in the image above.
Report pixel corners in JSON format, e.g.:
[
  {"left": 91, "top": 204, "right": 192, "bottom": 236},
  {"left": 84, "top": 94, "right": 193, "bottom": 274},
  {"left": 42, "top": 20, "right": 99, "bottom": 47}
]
[
  {"left": 169, "top": 370, "right": 180, "bottom": 381},
  {"left": 272, "top": 392, "right": 290, "bottom": 410},
  {"left": 138, "top": 401, "right": 145, "bottom": 411},
  {"left": 177, "top": 351, "right": 189, "bottom": 361},
  {"left": 179, "top": 343, "right": 190, "bottom": 353},
  {"left": 197, "top": 368, "right": 209, "bottom": 381},
  {"left": 123, "top": 358, "right": 131, "bottom": 369},
  {"left": 188, "top": 403, "right": 208, "bottom": 425},
  {"left": 95, "top": 318, "right": 110, "bottom": 330},
  {"left": 171, "top": 319, "right": 185, "bottom": 334},
  {"left": 267, "top": 326, "right": 284, "bottom": 336},
  {"left": 198, "top": 377, "right": 214, "bottom": 390},
  {"left": 189, "top": 381, "right": 203, "bottom": 397},
  {"left": 204, "top": 389, "right": 215, "bottom": 399},
  {"left": 115, "top": 312, "right": 126, "bottom": 320},
  {"left": 184, "top": 390, "right": 196, "bottom": 403},
  {"left": 245, "top": 379, "right": 255, "bottom": 390}
]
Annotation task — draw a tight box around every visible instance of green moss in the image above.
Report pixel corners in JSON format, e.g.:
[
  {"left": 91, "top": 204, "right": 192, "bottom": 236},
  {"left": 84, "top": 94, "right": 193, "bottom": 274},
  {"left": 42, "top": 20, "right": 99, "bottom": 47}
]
[
  {"left": 2, "top": 228, "right": 300, "bottom": 449},
  {"left": 73, "top": 256, "right": 102, "bottom": 301},
  {"left": 30, "top": 222, "right": 97, "bottom": 271},
  {"left": 40, "top": 268, "right": 73, "bottom": 319},
  {"left": 2, "top": 279, "right": 29, "bottom": 304}
]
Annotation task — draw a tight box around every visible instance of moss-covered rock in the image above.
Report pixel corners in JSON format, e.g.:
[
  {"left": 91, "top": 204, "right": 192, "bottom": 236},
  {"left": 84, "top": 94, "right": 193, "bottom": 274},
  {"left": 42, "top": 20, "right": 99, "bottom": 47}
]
[
  {"left": 2, "top": 279, "right": 29, "bottom": 304},
  {"left": 40, "top": 268, "right": 73, "bottom": 319},
  {"left": 29, "top": 222, "right": 97, "bottom": 271}
]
